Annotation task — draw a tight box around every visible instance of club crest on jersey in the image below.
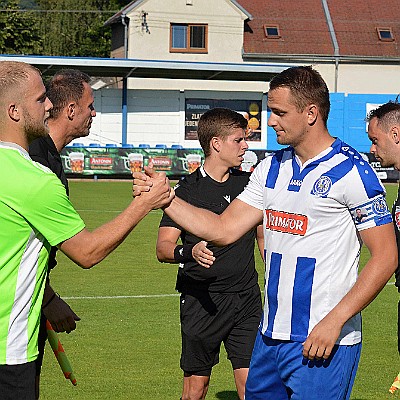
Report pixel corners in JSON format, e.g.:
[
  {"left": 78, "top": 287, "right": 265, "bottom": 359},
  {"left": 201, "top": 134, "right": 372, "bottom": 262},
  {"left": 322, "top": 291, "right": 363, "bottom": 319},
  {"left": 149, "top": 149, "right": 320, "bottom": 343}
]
[
  {"left": 312, "top": 176, "right": 332, "bottom": 197},
  {"left": 372, "top": 197, "right": 389, "bottom": 215},
  {"left": 265, "top": 209, "right": 308, "bottom": 236},
  {"left": 395, "top": 206, "right": 400, "bottom": 230}
]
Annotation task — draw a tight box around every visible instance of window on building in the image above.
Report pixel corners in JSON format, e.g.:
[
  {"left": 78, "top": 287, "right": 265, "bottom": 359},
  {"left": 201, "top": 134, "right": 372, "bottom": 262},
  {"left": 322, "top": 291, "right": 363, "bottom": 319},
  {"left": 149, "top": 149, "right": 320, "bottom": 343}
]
[
  {"left": 170, "top": 23, "right": 208, "bottom": 53},
  {"left": 264, "top": 25, "right": 281, "bottom": 39},
  {"left": 376, "top": 27, "right": 394, "bottom": 41}
]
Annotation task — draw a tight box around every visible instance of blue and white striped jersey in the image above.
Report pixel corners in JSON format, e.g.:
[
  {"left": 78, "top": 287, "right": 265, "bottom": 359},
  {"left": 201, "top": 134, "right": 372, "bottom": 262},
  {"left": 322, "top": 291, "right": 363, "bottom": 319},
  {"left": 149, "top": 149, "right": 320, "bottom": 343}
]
[{"left": 238, "top": 138, "right": 392, "bottom": 345}]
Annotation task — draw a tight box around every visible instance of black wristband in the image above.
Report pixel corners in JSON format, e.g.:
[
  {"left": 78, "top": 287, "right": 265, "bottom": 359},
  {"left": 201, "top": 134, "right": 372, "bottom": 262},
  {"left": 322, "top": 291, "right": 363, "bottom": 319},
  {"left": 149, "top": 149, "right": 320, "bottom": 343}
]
[
  {"left": 42, "top": 292, "right": 59, "bottom": 309},
  {"left": 174, "top": 244, "right": 196, "bottom": 263}
]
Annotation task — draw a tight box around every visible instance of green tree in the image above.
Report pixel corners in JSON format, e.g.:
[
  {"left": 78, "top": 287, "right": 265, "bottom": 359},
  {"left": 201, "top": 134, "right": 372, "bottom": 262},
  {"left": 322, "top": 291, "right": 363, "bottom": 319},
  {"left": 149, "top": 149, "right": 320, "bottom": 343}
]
[
  {"left": 35, "top": 0, "right": 130, "bottom": 57},
  {"left": 0, "top": 0, "right": 42, "bottom": 54}
]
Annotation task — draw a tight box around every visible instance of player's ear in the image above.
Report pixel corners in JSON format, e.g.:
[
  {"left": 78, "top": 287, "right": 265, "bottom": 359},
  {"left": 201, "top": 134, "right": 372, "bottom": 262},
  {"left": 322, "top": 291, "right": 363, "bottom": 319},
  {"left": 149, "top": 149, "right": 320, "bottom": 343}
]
[
  {"left": 8, "top": 103, "right": 20, "bottom": 122},
  {"left": 391, "top": 126, "right": 400, "bottom": 144},
  {"left": 306, "top": 104, "right": 318, "bottom": 125},
  {"left": 67, "top": 103, "right": 75, "bottom": 120},
  {"left": 211, "top": 136, "right": 221, "bottom": 152}
]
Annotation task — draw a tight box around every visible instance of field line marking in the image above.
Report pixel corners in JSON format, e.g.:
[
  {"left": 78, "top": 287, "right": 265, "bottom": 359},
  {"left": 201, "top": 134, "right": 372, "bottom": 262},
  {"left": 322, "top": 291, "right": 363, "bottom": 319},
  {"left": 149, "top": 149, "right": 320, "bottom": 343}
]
[
  {"left": 63, "top": 293, "right": 180, "bottom": 300},
  {"left": 63, "top": 282, "right": 396, "bottom": 300}
]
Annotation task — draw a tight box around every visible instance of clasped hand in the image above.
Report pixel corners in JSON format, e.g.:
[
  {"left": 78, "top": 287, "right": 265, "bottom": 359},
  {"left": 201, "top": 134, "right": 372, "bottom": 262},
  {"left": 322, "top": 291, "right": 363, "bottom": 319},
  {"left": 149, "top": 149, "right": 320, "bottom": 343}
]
[{"left": 132, "top": 166, "right": 174, "bottom": 209}]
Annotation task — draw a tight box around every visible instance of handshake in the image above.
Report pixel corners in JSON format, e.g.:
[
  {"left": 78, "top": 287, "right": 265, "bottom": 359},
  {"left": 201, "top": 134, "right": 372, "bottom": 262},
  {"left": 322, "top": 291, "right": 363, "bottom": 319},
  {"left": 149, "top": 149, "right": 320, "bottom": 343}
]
[{"left": 132, "top": 165, "right": 175, "bottom": 210}]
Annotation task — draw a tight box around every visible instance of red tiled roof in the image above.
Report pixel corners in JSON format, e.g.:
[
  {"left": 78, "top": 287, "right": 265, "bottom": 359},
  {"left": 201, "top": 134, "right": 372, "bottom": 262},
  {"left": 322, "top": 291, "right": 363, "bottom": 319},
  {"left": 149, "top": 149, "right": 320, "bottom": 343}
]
[
  {"left": 238, "top": 0, "right": 400, "bottom": 58},
  {"left": 328, "top": 0, "right": 400, "bottom": 57},
  {"left": 239, "top": 0, "right": 333, "bottom": 56}
]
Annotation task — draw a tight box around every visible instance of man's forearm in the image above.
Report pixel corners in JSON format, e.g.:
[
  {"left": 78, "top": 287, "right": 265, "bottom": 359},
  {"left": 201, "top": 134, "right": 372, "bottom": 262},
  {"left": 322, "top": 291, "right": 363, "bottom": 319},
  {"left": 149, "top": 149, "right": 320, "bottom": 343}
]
[
  {"left": 302, "top": 252, "right": 397, "bottom": 360},
  {"left": 60, "top": 172, "right": 172, "bottom": 268},
  {"left": 60, "top": 197, "right": 154, "bottom": 268},
  {"left": 163, "top": 197, "right": 224, "bottom": 244},
  {"left": 330, "top": 255, "right": 396, "bottom": 326}
]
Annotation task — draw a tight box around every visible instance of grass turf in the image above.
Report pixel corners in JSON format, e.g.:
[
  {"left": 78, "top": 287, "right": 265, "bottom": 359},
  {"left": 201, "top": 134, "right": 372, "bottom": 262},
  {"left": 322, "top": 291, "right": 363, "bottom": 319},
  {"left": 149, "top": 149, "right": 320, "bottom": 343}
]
[{"left": 39, "top": 180, "right": 399, "bottom": 399}]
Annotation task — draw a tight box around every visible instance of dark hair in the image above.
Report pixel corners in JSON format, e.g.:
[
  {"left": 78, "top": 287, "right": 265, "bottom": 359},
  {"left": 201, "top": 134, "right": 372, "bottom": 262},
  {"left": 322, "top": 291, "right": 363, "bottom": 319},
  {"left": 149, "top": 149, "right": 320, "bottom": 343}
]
[
  {"left": 366, "top": 101, "right": 400, "bottom": 132},
  {"left": 269, "top": 66, "right": 330, "bottom": 126},
  {"left": 46, "top": 69, "right": 91, "bottom": 119},
  {"left": 197, "top": 108, "right": 248, "bottom": 156}
]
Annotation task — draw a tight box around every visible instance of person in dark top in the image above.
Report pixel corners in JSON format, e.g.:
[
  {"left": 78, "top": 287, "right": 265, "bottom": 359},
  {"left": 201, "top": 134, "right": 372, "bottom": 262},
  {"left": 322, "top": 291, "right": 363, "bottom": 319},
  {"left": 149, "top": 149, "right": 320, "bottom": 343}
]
[
  {"left": 29, "top": 68, "right": 96, "bottom": 399},
  {"left": 367, "top": 100, "right": 400, "bottom": 353},
  {"left": 355, "top": 208, "right": 368, "bottom": 223},
  {"left": 156, "top": 108, "right": 263, "bottom": 400}
]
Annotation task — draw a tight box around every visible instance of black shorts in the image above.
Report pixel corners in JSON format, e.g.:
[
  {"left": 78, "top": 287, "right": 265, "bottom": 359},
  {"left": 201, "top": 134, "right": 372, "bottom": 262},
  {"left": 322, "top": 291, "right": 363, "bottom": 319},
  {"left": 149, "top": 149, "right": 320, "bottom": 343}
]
[
  {"left": 35, "top": 312, "right": 47, "bottom": 376},
  {"left": 0, "top": 361, "right": 36, "bottom": 400},
  {"left": 180, "top": 285, "right": 262, "bottom": 376}
]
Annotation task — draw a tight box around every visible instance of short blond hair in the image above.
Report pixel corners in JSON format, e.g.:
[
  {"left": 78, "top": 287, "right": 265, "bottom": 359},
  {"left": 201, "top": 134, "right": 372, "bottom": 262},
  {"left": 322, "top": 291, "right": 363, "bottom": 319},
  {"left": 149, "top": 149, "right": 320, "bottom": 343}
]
[{"left": 0, "top": 61, "right": 41, "bottom": 100}]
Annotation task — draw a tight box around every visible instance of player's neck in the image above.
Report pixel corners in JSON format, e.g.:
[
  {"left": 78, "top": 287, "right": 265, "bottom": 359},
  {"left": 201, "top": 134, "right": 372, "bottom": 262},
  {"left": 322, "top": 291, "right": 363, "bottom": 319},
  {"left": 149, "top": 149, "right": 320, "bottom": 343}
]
[
  {"left": 203, "top": 159, "right": 230, "bottom": 183},
  {"left": 47, "top": 121, "right": 70, "bottom": 153},
  {"left": 1, "top": 127, "right": 29, "bottom": 151},
  {"left": 294, "top": 130, "right": 334, "bottom": 165}
]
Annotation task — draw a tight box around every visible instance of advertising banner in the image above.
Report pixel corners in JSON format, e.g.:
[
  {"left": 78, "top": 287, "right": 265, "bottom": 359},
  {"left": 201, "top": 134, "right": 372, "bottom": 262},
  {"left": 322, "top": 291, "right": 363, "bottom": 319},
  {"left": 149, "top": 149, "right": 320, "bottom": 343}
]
[
  {"left": 61, "top": 147, "right": 205, "bottom": 177},
  {"left": 185, "top": 99, "right": 262, "bottom": 142},
  {"left": 61, "top": 147, "right": 399, "bottom": 182}
]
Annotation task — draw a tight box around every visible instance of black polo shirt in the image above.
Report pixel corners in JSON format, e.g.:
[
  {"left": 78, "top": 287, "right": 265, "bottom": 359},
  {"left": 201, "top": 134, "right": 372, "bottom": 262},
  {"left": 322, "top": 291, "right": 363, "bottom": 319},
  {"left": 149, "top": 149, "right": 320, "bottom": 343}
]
[
  {"left": 29, "top": 135, "right": 69, "bottom": 270},
  {"left": 160, "top": 166, "right": 259, "bottom": 293}
]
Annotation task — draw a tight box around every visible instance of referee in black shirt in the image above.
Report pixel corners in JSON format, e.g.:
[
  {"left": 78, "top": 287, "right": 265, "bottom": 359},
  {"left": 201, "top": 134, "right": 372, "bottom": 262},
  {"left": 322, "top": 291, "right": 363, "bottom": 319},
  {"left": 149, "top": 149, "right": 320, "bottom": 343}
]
[{"left": 157, "top": 108, "right": 263, "bottom": 400}]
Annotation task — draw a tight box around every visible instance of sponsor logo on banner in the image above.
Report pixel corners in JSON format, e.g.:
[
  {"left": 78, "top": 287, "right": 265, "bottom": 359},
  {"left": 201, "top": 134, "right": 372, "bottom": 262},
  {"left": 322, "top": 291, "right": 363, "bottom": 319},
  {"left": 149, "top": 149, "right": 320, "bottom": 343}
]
[
  {"left": 90, "top": 157, "right": 113, "bottom": 170},
  {"left": 149, "top": 156, "right": 172, "bottom": 171},
  {"left": 265, "top": 209, "right": 308, "bottom": 236}
]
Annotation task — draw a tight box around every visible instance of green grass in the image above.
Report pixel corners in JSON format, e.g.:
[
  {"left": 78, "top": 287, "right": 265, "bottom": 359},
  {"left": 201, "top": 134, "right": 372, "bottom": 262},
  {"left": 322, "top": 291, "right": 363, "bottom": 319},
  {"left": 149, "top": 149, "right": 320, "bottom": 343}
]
[{"left": 39, "top": 181, "right": 400, "bottom": 399}]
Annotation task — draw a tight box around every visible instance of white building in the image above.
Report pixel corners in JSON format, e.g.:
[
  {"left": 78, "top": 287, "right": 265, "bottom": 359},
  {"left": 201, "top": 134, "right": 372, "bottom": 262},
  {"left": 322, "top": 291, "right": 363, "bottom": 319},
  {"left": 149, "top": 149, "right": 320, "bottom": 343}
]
[{"left": 83, "top": 0, "right": 400, "bottom": 150}]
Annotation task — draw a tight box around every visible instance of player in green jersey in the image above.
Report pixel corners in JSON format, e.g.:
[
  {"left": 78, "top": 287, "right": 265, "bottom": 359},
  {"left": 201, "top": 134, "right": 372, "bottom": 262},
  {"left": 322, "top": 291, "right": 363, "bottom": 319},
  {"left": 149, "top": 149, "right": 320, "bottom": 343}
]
[{"left": 0, "top": 60, "right": 173, "bottom": 400}]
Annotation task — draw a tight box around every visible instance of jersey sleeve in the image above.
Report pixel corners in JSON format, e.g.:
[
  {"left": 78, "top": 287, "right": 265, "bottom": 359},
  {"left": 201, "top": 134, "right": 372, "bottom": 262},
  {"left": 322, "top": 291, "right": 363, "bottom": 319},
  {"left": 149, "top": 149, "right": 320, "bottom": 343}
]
[
  {"left": 237, "top": 157, "right": 270, "bottom": 210},
  {"left": 159, "top": 178, "right": 189, "bottom": 230},
  {"left": 345, "top": 162, "right": 392, "bottom": 231},
  {"left": 22, "top": 173, "right": 85, "bottom": 246}
]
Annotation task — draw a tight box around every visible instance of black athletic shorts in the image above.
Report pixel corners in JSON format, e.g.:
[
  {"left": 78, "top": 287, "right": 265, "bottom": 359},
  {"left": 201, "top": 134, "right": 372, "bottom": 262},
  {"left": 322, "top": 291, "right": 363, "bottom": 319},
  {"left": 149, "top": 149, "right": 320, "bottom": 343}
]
[
  {"left": 180, "top": 285, "right": 262, "bottom": 376},
  {"left": 35, "top": 312, "right": 47, "bottom": 376},
  {"left": 0, "top": 361, "right": 36, "bottom": 400}
]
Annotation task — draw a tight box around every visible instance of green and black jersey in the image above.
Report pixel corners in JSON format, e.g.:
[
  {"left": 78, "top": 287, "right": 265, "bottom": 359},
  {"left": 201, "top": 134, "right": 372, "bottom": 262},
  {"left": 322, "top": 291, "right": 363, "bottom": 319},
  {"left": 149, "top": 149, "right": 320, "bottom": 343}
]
[{"left": 0, "top": 142, "right": 84, "bottom": 365}]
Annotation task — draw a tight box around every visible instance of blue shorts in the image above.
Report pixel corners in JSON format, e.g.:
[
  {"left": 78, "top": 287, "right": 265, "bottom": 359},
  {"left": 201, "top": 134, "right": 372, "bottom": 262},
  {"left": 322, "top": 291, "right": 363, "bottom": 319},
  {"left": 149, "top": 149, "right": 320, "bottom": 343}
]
[{"left": 245, "top": 330, "right": 361, "bottom": 400}]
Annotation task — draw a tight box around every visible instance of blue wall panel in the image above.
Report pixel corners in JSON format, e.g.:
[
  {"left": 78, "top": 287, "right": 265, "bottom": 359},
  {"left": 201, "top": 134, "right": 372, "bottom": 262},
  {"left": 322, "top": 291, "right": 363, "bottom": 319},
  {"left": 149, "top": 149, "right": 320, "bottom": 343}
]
[
  {"left": 344, "top": 94, "right": 396, "bottom": 152},
  {"left": 328, "top": 92, "right": 345, "bottom": 142},
  {"left": 265, "top": 92, "right": 397, "bottom": 153}
]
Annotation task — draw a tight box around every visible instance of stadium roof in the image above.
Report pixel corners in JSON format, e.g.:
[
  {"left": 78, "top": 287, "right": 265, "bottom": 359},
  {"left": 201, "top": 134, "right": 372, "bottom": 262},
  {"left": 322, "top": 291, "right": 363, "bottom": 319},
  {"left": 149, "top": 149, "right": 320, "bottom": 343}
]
[
  {"left": 0, "top": 54, "right": 295, "bottom": 144},
  {"left": 0, "top": 54, "right": 292, "bottom": 82}
]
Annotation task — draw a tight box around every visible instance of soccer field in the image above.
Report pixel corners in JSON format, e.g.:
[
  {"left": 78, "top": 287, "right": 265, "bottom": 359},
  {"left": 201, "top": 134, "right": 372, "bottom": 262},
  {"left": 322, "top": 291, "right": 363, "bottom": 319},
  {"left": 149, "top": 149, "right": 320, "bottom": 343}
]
[{"left": 39, "top": 180, "right": 399, "bottom": 400}]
